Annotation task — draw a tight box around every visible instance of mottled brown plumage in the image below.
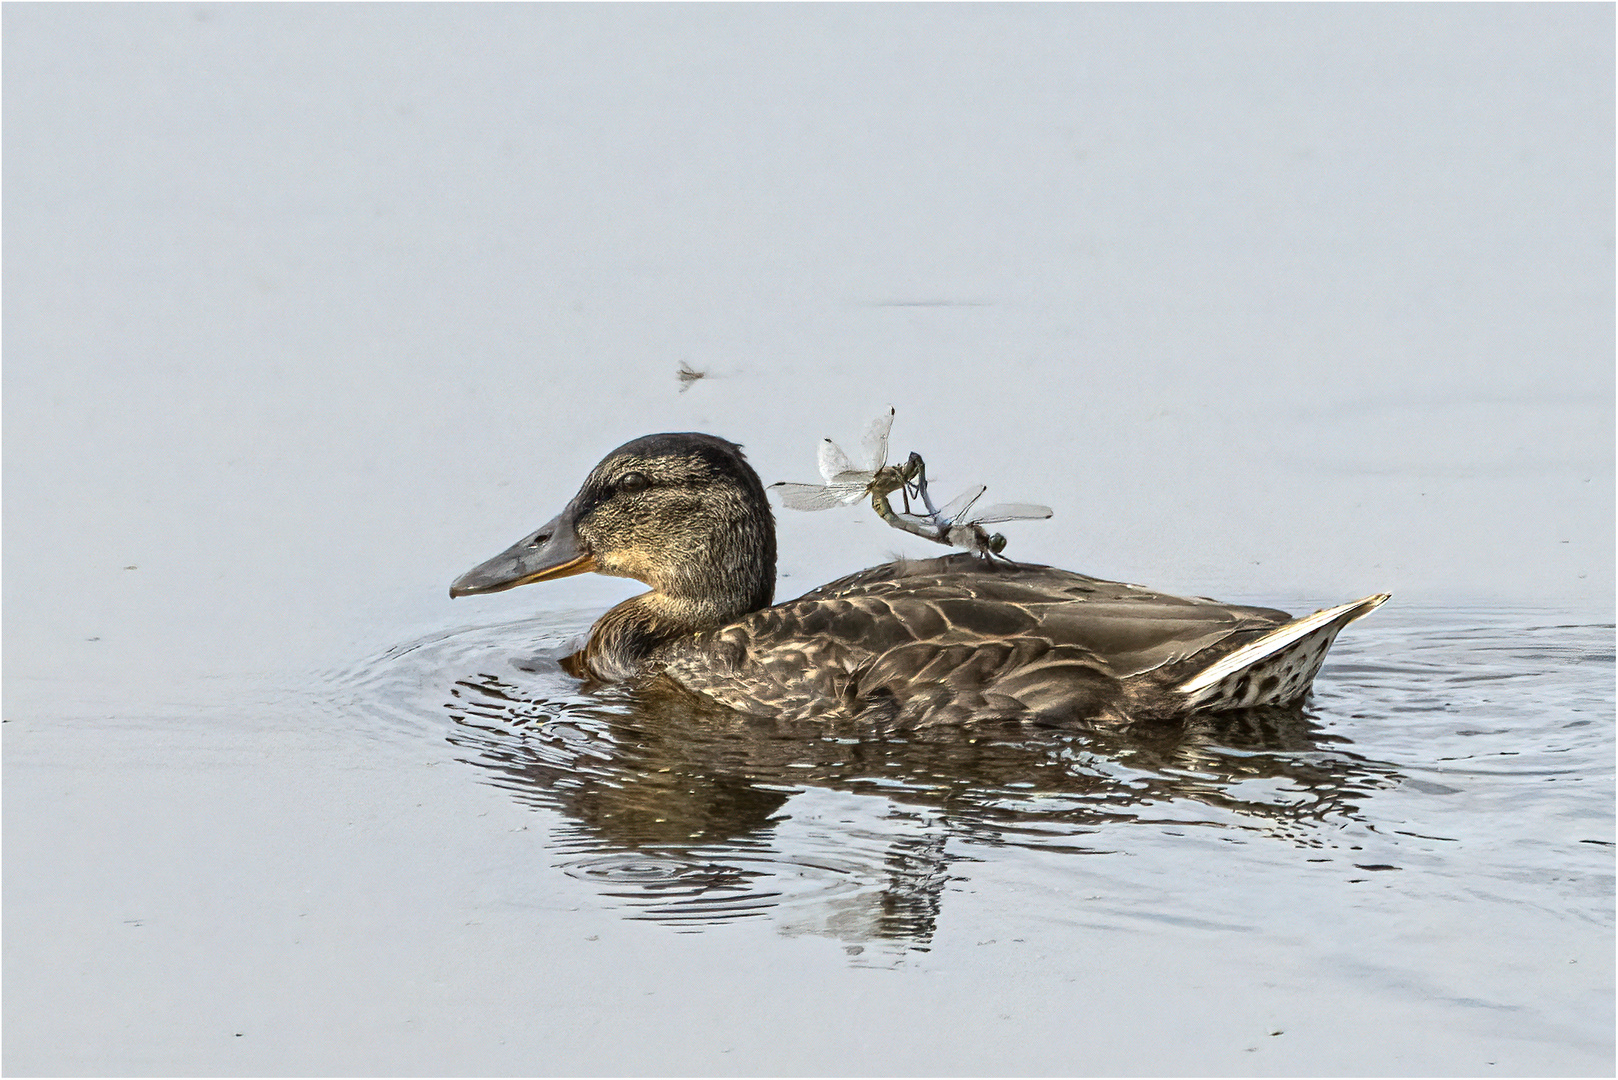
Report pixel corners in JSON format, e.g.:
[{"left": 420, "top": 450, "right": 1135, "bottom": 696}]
[
  {"left": 451, "top": 432, "right": 1387, "bottom": 726},
  {"left": 658, "top": 557, "right": 1292, "bottom": 725}
]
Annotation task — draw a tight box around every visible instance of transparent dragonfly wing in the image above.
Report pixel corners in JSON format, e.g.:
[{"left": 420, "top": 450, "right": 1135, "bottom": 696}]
[
  {"left": 770, "top": 481, "right": 864, "bottom": 511},
  {"left": 966, "top": 502, "right": 1053, "bottom": 525},
  {"left": 858, "top": 407, "right": 894, "bottom": 472},
  {"left": 945, "top": 524, "right": 995, "bottom": 552},
  {"left": 817, "top": 439, "right": 856, "bottom": 484},
  {"left": 828, "top": 469, "right": 880, "bottom": 505},
  {"left": 935, "top": 485, "right": 987, "bottom": 527}
]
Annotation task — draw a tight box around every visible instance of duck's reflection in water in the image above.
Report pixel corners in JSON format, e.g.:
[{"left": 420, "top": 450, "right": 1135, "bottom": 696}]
[{"left": 442, "top": 655, "right": 1396, "bottom": 948}]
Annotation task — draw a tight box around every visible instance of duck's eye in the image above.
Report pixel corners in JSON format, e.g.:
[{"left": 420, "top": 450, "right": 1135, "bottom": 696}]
[{"left": 618, "top": 472, "right": 651, "bottom": 494}]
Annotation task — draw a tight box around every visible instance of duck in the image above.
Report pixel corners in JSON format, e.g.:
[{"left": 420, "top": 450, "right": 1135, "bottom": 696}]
[{"left": 450, "top": 432, "right": 1388, "bottom": 727}]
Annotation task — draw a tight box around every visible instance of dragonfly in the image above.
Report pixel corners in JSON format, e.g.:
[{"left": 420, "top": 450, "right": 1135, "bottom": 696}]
[
  {"left": 769, "top": 407, "right": 922, "bottom": 511},
  {"left": 771, "top": 409, "right": 1052, "bottom": 558},
  {"left": 890, "top": 481, "right": 1053, "bottom": 557}
]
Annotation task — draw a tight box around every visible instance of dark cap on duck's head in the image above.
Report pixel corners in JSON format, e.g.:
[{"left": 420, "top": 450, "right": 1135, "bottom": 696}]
[{"left": 451, "top": 432, "right": 776, "bottom": 623}]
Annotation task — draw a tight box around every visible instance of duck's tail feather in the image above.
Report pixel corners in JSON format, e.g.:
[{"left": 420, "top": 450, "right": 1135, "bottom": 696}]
[{"left": 1175, "top": 593, "right": 1391, "bottom": 710}]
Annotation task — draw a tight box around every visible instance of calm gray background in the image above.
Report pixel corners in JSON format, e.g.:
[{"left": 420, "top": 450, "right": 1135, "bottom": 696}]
[
  {"left": 7, "top": 3, "right": 1613, "bottom": 704},
  {"left": 5, "top": 4, "right": 1612, "bottom": 1074}
]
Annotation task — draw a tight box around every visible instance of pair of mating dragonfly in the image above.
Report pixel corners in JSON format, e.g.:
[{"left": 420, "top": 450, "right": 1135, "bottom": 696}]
[{"left": 769, "top": 408, "right": 1052, "bottom": 557}]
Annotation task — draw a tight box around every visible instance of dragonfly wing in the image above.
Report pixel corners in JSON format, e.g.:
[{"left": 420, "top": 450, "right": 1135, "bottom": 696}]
[
  {"left": 936, "top": 485, "right": 986, "bottom": 526},
  {"left": 817, "top": 439, "right": 855, "bottom": 484},
  {"left": 770, "top": 482, "right": 853, "bottom": 511},
  {"left": 967, "top": 503, "right": 1054, "bottom": 524},
  {"left": 945, "top": 523, "right": 987, "bottom": 551},
  {"left": 822, "top": 469, "right": 872, "bottom": 502},
  {"left": 858, "top": 407, "right": 895, "bottom": 471}
]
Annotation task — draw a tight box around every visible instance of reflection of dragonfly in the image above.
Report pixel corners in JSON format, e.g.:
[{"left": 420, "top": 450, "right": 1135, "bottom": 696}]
[
  {"left": 771, "top": 409, "right": 1051, "bottom": 558},
  {"left": 769, "top": 407, "right": 922, "bottom": 511}
]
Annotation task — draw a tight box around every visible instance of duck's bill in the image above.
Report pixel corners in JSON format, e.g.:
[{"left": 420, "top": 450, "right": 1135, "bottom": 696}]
[{"left": 449, "top": 512, "right": 596, "bottom": 598}]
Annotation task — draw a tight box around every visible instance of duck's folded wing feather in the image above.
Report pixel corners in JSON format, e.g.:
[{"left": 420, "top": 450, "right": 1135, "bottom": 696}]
[{"left": 659, "top": 555, "right": 1291, "bottom": 724}]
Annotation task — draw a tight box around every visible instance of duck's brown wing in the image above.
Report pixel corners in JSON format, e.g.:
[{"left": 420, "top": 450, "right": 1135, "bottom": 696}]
[
  {"left": 656, "top": 555, "right": 1290, "bottom": 726},
  {"left": 799, "top": 554, "right": 1291, "bottom": 675}
]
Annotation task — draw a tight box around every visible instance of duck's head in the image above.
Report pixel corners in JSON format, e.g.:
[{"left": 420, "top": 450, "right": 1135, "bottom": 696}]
[{"left": 450, "top": 433, "right": 776, "bottom": 624}]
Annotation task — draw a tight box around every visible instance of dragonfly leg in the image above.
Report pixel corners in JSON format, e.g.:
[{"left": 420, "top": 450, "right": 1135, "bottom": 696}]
[{"left": 909, "top": 454, "right": 945, "bottom": 521}]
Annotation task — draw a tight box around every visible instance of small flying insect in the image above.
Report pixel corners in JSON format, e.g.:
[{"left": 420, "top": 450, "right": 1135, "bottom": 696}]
[{"left": 676, "top": 362, "right": 707, "bottom": 392}]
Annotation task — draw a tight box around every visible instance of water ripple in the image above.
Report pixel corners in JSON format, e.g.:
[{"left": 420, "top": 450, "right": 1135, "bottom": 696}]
[{"left": 323, "top": 607, "right": 1614, "bottom": 945}]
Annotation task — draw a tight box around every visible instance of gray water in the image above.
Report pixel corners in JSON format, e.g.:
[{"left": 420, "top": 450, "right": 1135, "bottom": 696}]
[{"left": 5, "top": 5, "right": 1613, "bottom": 1075}]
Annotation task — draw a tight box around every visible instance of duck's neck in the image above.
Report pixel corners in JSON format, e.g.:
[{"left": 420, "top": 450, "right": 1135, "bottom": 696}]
[
  {"left": 568, "top": 474, "right": 777, "bottom": 681},
  {"left": 570, "top": 592, "right": 732, "bottom": 680},
  {"left": 574, "top": 545, "right": 775, "bottom": 681}
]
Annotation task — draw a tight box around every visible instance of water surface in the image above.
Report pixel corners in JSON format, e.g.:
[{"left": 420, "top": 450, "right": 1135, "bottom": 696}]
[
  {"left": 5, "top": 5, "right": 1612, "bottom": 1075},
  {"left": 345, "top": 606, "right": 1614, "bottom": 956}
]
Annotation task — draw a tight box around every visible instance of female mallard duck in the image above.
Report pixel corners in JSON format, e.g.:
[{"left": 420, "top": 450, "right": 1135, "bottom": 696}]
[{"left": 451, "top": 432, "right": 1387, "bottom": 726}]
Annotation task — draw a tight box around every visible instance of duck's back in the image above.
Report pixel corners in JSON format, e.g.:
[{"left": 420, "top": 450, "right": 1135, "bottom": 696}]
[{"left": 655, "top": 554, "right": 1290, "bottom": 726}]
